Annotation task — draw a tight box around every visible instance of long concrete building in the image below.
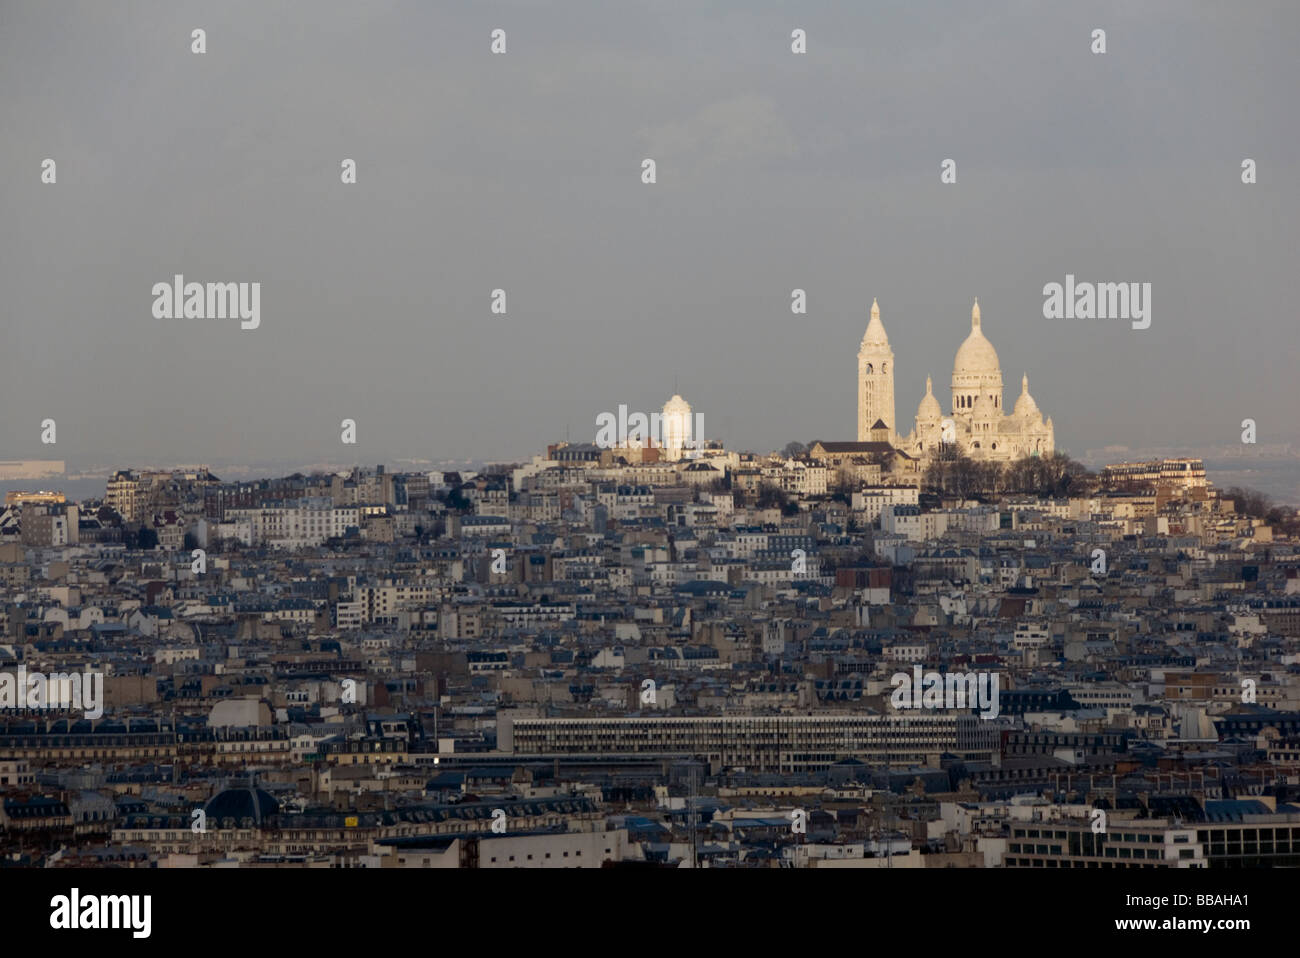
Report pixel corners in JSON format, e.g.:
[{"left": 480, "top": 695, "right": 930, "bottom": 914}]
[{"left": 498, "top": 712, "right": 1001, "bottom": 773}]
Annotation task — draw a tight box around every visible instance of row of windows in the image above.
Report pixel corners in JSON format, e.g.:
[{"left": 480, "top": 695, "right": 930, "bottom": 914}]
[
  {"left": 1007, "top": 858, "right": 1183, "bottom": 868},
  {"left": 4, "top": 748, "right": 173, "bottom": 758},
  {"left": 1015, "top": 826, "right": 1300, "bottom": 844},
  {"left": 1010, "top": 843, "right": 1171, "bottom": 860},
  {"left": 1016, "top": 829, "right": 1167, "bottom": 842},
  {"left": 487, "top": 848, "right": 602, "bottom": 863},
  {"left": 1196, "top": 828, "right": 1300, "bottom": 841},
  {"left": 1206, "top": 843, "right": 1296, "bottom": 856},
  {"left": 954, "top": 393, "right": 999, "bottom": 410}
]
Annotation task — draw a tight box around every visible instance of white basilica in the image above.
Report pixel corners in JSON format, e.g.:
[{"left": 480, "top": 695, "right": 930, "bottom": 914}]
[{"left": 857, "top": 298, "right": 1054, "bottom": 463}]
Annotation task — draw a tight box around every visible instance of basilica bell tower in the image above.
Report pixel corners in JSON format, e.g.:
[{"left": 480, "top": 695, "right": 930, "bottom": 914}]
[{"left": 857, "top": 298, "right": 896, "bottom": 442}]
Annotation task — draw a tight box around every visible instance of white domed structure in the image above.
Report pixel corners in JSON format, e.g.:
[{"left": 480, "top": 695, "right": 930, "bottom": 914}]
[
  {"left": 868, "top": 297, "right": 1056, "bottom": 463},
  {"left": 916, "top": 375, "right": 942, "bottom": 422},
  {"left": 1012, "top": 374, "right": 1040, "bottom": 418},
  {"left": 952, "top": 300, "right": 1000, "bottom": 373},
  {"left": 661, "top": 393, "right": 693, "bottom": 461},
  {"left": 951, "top": 298, "right": 1003, "bottom": 416}
]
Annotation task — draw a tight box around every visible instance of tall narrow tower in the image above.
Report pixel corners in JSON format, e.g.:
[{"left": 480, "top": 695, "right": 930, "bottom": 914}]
[
  {"left": 661, "top": 393, "right": 692, "bottom": 461},
  {"left": 857, "top": 298, "right": 896, "bottom": 442}
]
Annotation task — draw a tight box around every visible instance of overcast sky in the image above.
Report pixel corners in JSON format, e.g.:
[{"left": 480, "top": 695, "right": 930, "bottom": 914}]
[{"left": 2, "top": 0, "right": 1297, "bottom": 469}]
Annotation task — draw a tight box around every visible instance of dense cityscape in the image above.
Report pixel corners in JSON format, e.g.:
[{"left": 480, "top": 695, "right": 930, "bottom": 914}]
[
  {"left": 4, "top": 313, "right": 1298, "bottom": 869},
  {"left": 3, "top": 2, "right": 1293, "bottom": 942}
]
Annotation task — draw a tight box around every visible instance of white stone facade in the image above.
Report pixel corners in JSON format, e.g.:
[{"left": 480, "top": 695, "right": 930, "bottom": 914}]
[{"left": 857, "top": 299, "right": 1055, "bottom": 463}]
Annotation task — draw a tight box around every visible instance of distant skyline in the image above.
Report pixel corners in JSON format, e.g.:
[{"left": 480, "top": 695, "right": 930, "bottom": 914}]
[
  {"left": 6, "top": 443, "right": 1300, "bottom": 510},
  {"left": 4, "top": 1, "right": 1299, "bottom": 469}
]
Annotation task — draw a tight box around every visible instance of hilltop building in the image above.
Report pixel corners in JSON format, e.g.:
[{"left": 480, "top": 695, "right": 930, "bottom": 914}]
[{"left": 857, "top": 298, "right": 1055, "bottom": 463}]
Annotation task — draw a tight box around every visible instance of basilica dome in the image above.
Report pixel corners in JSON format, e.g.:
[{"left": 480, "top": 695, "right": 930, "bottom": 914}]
[
  {"left": 916, "top": 376, "right": 942, "bottom": 420},
  {"left": 952, "top": 300, "right": 1001, "bottom": 378},
  {"left": 1013, "top": 374, "right": 1040, "bottom": 418}
]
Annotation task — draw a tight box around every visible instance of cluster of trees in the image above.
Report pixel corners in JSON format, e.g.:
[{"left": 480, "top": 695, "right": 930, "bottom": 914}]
[
  {"left": 442, "top": 486, "right": 472, "bottom": 512},
  {"left": 412, "top": 520, "right": 448, "bottom": 543},
  {"left": 120, "top": 526, "right": 158, "bottom": 550},
  {"left": 1222, "top": 486, "right": 1300, "bottom": 536},
  {"left": 95, "top": 505, "right": 122, "bottom": 526},
  {"left": 922, "top": 450, "right": 1095, "bottom": 499},
  {"left": 754, "top": 484, "right": 801, "bottom": 515},
  {"left": 769, "top": 442, "right": 1098, "bottom": 503},
  {"left": 1223, "top": 485, "right": 1277, "bottom": 519}
]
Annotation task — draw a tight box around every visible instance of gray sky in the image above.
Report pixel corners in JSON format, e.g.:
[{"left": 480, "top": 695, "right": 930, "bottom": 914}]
[{"left": 2, "top": 0, "right": 1297, "bottom": 468}]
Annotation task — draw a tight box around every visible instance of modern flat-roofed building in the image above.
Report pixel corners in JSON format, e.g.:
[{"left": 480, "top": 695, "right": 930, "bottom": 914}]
[
  {"left": 498, "top": 712, "right": 1000, "bottom": 772},
  {"left": 1004, "top": 819, "right": 1205, "bottom": 868},
  {"left": 1003, "top": 804, "right": 1300, "bottom": 868}
]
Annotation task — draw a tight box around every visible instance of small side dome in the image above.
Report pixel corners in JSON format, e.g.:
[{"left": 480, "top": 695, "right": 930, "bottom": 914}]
[
  {"left": 1013, "top": 373, "right": 1040, "bottom": 417},
  {"left": 916, "top": 375, "right": 942, "bottom": 420}
]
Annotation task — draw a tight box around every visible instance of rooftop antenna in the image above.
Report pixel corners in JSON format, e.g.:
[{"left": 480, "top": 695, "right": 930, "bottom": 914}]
[
  {"left": 887, "top": 789, "right": 895, "bottom": 868},
  {"left": 688, "top": 762, "right": 699, "bottom": 869}
]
